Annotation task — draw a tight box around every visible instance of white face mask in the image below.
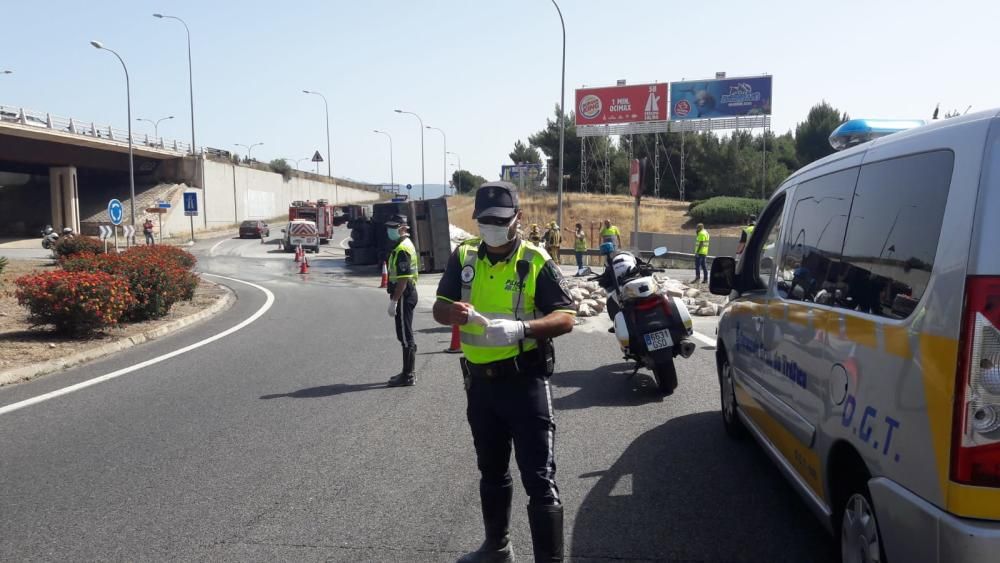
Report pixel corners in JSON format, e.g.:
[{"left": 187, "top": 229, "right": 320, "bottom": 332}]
[{"left": 478, "top": 221, "right": 515, "bottom": 247}]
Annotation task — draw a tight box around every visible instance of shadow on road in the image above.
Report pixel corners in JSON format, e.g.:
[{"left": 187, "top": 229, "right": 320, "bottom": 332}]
[
  {"left": 570, "top": 411, "right": 835, "bottom": 562},
  {"left": 260, "top": 382, "right": 386, "bottom": 400},
  {"left": 550, "top": 363, "right": 664, "bottom": 409},
  {"left": 417, "top": 326, "right": 452, "bottom": 335}
]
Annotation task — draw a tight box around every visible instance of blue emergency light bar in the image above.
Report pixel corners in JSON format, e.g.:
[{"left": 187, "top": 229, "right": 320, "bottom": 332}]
[{"left": 828, "top": 118, "right": 926, "bottom": 151}]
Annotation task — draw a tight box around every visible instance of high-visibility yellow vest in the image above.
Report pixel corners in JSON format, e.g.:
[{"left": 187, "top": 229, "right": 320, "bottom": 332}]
[
  {"left": 695, "top": 229, "right": 710, "bottom": 256},
  {"left": 388, "top": 237, "right": 418, "bottom": 282},
  {"left": 600, "top": 226, "right": 621, "bottom": 242},
  {"left": 574, "top": 232, "right": 587, "bottom": 252},
  {"left": 456, "top": 239, "right": 549, "bottom": 364},
  {"left": 744, "top": 225, "right": 755, "bottom": 238}
]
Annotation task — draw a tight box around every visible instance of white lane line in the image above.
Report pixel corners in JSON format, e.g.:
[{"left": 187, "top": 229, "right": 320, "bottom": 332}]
[
  {"left": 338, "top": 234, "right": 351, "bottom": 249},
  {"left": 208, "top": 238, "right": 230, "bottom": 257},
  {"left": 692, "top": 331, "right": 717, "bottom": 347},
  {"left": 0, "top": 274, "right": 275, "bottom": 417}
]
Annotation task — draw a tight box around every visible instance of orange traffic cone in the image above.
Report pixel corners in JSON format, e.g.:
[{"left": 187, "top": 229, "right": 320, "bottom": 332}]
[
  {"left": 295, "top": 245, "right": 302, "bottom": 262},
  {"left": 379, "top": 261, "right": 389, "bottom": 288},
  {"left": 299, "top": 254, "right": 309, "bottom": 274},
  {"left": 445, "top": 324, "right": 462, "bottom": 354}
]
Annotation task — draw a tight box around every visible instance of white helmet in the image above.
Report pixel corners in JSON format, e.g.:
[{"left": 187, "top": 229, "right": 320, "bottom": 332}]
[
  {"left": 62, "top": 227, "right": 73, "bottom": 234},
  {"left": 611, "top": 252, "right": 637, "bottom": 279}
]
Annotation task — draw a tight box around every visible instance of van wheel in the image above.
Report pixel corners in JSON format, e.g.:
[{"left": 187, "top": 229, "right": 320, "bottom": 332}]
[
  {"left": 653, "top": 361, "right": 677, "bottom": 395},
  {"left": 719, "top": 356, "right": 746, "bottom": 439},
  {"left": 839, "top": 483, "right": 885, "bottom": 563}
]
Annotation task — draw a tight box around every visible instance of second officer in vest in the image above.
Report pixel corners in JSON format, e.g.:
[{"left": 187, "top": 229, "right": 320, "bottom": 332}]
[
  {"left": 386, "top": 214, "right": 419, "bottom": 387},
  {"left": 434, "top": 182, "right": 576, "bottom": 563}
]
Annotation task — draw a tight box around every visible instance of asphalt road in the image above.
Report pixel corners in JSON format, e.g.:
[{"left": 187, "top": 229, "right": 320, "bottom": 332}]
[{"left": 0, "top": 229, "right": 836, "bottom": 562}]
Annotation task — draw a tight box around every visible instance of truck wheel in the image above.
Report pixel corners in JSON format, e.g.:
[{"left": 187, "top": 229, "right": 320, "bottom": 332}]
[
  {"left": 653, "top": 360, "right": 677, "bottom": 396},
  {"left": 719, "top": 356, "right": 746, "bottom": 439},
  {"left": 838, "top": 473, "right": 885, "bottom": 563}
]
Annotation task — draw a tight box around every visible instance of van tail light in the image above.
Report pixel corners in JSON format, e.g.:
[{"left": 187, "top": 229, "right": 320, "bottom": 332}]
[{"left": 952, "top": 276, "right": 1000, "bottom": 487}]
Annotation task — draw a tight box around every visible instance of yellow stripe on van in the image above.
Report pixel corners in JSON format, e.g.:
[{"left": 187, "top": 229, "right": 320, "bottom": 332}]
[
  {"left": 919, "top": 334, "right": 958, "bottom": 503},
  {"left": 786, "top": 304, "right": 810, "bottom": 327},
  {"left": 844, "top": 316, "right": 877, "bottom": 349},
  {"left": 882, "top": 325, "right": 911, "bottom": 359},
  {"left": 766, "top": 301, "right": 787, "bottom": 321},
  {"left": 814, "top": 310, "right": 841, "bottom": 337},
  {"left": 735, "top": 382, "right": 826, "bottom": 501},
  {"left": 946, "top": 483, "right": 1000, "bottom": 520}
]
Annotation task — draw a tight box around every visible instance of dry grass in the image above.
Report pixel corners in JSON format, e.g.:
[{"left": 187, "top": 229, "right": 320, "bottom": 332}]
[{"left": 448, "top": 192, "right": 744, "bottom": 247}]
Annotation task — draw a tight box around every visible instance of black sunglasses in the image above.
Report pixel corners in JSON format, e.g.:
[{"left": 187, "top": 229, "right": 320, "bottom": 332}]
[{"left": 477, "top": 216, "right": 514, "bottom": 227}]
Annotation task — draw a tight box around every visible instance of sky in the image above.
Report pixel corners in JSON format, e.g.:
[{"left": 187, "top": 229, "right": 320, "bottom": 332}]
[{"left": 2, "top": 0, "right": 998, "bottom": 188}]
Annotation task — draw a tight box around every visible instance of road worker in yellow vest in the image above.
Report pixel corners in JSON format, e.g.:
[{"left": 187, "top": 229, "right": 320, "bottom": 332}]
[
  {"left": 434, "top": 181, "right": 575, "bottom": 563},
  {"left": 693, "top": 223, "right": 710, "bottom": 284},
  {"left": 736, "top": 215, "right": 756, "bottom": 255}
]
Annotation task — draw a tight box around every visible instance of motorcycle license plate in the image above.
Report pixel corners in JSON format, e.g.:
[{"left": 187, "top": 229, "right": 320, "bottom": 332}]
[{"left": 644, "top": 329, "right": 673, "bottom": 351}]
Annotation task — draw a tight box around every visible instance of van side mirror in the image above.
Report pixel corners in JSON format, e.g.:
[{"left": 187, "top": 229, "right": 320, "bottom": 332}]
[
  {"left": 653, "top": 246, "right": 668, "bottom": 257},
  {"left": 709, "top": 257, "right": 737, "bottom": 296}
]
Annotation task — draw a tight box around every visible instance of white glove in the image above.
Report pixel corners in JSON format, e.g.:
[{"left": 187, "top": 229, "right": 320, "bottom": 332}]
[
  {"left": 388, "top": 300, "right": 398, "bottom": 318},
  {"left": 484, "top": 319, "right": 525, "bottom": 346},
  {"left": 466, "top": 306, "right": 491, "bottom": 328}
]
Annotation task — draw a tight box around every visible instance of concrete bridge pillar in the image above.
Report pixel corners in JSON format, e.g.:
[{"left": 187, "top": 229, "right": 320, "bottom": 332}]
[{"left": 49, "top": 166, "right": 80, "bottom": 234}]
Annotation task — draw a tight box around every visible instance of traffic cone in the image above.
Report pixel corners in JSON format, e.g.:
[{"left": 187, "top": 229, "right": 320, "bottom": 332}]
[
  {"left": 295, "top": 245, "right": 302, "bottom": 262},
  {"left": 379, "top": 261, "right": 389, "bottom": 289},
  {"left": 299, "top": 254, "right": 309, "bottom": 274},
  {"left": 445, "top": 324, "right": 462, "bottom": 354}
]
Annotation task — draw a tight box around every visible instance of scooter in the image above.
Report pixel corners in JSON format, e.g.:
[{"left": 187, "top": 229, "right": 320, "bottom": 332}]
[{"left": 591, "top": 244, "right": 695, "bottom": 395}]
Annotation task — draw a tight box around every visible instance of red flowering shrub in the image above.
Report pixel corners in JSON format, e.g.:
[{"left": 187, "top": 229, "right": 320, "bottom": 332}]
[
  {"left": 59, "top": 250, "right": 197, "bottom": 321},
  {"left": 124, "top": 245, "right": 197, "bottom": 270},
  {"left": 53, "top": 236, "right": 105, "bottom": 258},
  {"left": 15, "top": 270, "right": 134, "bottom": 334}
]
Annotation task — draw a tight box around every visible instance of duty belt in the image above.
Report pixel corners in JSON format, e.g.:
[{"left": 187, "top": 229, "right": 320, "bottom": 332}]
[{"left": 462, "top": 350, "right": 543, "bottom": 379}]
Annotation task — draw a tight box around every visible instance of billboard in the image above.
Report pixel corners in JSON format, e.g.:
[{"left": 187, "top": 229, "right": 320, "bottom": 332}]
[
  {"left": 500, "top": 163, "right": 545, "bottom": 186},
  {"left": 575, "top": 83, "right": 668, "bottom": 126},
  {"left": 670, "top": 76, "right": 772, "bottom": 120}
]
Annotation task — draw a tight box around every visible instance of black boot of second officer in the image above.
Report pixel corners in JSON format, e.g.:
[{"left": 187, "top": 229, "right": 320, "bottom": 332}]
[
  {"left": 457, "top": 481, "right": 515, "bottom": 563},
  {"left": 387, "top": 347, "right": 414, "bottom": 387},
  {"left": 527, "top": 503, "right": 563, "bottom": 563}
]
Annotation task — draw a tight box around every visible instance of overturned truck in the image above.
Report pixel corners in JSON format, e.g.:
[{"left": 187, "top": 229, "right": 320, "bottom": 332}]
[{"left": 338, "top": 197, "right": 451, "bottom": 273}]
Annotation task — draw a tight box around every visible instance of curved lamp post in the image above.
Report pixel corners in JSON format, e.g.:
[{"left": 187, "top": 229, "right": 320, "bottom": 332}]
[
  {"left": 373, "top": 130, "right": 395, "bottom": 191},
  {"left": 550, "top": 0, "right": 567, "bottom": 230},
  {"left": 136, "top": 115, "right": 174, "bottom": 139},
  {"left": 91, "top": 40, "right": 136, "bottom": 230},
  {"left": 394, "top": 109, "right": 425, "bottom": 200},
  {"left": 447, "top": 151, "right": 461, "bottom": 194},
  {"left": 153, "top": 13, "right": 196, "bottom": 154},
  {"left": 426, "top": 125, "right": 447, "bottom": 199}
]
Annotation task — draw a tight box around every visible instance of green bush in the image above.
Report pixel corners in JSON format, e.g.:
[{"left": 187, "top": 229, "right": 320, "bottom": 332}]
[
  {"left": 689, "top": 197, "right": 766, "bottom": 225},
  {"left": 269, "top": 159, "right": 292, "bottom": 181},
  {"left": 686, "top": 199, "right": 705, "bottom": 214},
  {"left": 53, "top": 236, "right": 105, "bottom": 258}
]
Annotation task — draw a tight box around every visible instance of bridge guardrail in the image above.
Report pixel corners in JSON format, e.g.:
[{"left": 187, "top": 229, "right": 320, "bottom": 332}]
[{"left": 0, "top": 104, "right": 193, "bottom": 155}]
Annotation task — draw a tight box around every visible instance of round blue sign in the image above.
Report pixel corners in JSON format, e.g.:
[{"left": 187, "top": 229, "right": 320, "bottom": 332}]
[
  {"left": 108, "top": 199, "right": 124, "bottom": 226},
  {"left": 406, "top": 184, "right": 412, "bottom": 191}
]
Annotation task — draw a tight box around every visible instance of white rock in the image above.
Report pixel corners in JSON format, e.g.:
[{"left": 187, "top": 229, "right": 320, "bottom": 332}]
[
  {"left": 591, "top": 287, "right": 606, "bottom": 298},
  {"left": 578, "top": 303, "right": 596, "bottom": 317},
  {"left": 580, "top": 299, "right": 599, "bottom": 312},
  {"left": 684, "top": 288, "right": 701, "bottom": 298},
  {"left": 569, "top": 288, "right": 586, "bottom": 301},
  {"left": 666, "top": 287, "right": 684, "bottom": 298},
  {"left": 592, "top": 299, "right": 606, "bottom": 313},
  {"left": 695, "top": 306, "right": 715, "bottom": 316}
]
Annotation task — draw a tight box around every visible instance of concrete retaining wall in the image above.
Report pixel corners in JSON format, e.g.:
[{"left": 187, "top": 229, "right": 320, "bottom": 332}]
[
  {"left": 154, "top": 157, "right": 380, "bottom": 236},
  {"left": 630, "top": 231, "right": 740, "bottom": 256}
]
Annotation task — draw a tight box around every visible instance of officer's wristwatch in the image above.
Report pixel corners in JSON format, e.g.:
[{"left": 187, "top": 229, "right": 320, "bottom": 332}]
[{"left": 521, "top": 321, "right": 533, "bottom": 339}]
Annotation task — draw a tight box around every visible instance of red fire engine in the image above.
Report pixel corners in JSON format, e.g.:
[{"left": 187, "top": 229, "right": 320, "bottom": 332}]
[{"left": 288, "top": 199, "right": 334, "bottom": 244}]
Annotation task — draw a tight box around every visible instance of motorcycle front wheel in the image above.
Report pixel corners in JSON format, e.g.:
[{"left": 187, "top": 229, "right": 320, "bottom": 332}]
[{"left": 653, "top": 360, "right": 678, "bottom": 396}]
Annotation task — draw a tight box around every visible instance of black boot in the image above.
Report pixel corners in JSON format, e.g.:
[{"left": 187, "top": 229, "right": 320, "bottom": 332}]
[
  {"left": 457, "top": 482, "right": 515, "bottom": 563},
  {"left": 527, "top": 504, "right": 563, "bottom": 563},
  {"left": 387, "top": 347, "right": 414, "bottom": 387}
]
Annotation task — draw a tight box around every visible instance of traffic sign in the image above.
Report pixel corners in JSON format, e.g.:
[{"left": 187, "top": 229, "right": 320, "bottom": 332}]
[
  {"left": 629, "top": 159, "right": 641, "bottom": 198},
  {"left": 98, "top": 225, "right": 112, "bottom": 240},
  {"left": 145, "top": 207, "right": 168, "bottom": 214},
  {"left": 406, "top": 183, "right": 412, "bottom": 191},
  {"left": 183, "top": 192, "right": 198, "bottom": 216},
  {"left": 311, "top": 151, "right": 324, "bottom": 163},
  {"left": 108, "top": 199, "right": 124, "bottom": 226},
  {"left": 157, "top": 201, "right": 171, "bottom": 209},
  {"left": 123, "top": 225, "right": 135, "bottom": 239}
]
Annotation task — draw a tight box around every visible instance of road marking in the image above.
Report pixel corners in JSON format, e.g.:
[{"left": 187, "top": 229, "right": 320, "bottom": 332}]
[
  {"left": 0, "top": 274, "right": 275, "bottom": 417},
  {"left": 692, "top": 331, "right": 717, "bottom": 347},
  {"left": 208, "top": 238, "right": 230, "bottom": 256},
  {"left": 339, "top": 234, "right": 351, "bottom": 249}
]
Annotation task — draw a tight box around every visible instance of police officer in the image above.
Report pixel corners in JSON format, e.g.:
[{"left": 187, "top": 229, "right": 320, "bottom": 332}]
[
  {"left": 434, "top": 181, "right": 575, "bottom": 563},
  {"left": 736, "top": 214, "right": 756, "bottom": 255},
  {"left": 386, "top": 214, "right": 419, "bottom": 387}
]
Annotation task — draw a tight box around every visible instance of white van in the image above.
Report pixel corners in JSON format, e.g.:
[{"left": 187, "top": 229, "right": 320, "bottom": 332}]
[
  {"left": 710, "top": 111, "right": 1000, "bottom": 562},
  {"left": 282, "top": 219, "right": 319, "bottom": 254}
]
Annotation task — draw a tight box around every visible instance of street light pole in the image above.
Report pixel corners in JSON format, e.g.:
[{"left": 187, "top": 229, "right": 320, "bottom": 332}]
[
  {"left": 153, "top": 14, "right": 196, "bottom": 154},
  {"left": 551, "top": 0, "right": 567, "bottom": 231},
  {"left": 426, "top": 126, "right": 446, "bottom": 199},
  {"left": 373, "top": 130, "right": 395, "bottom": 191},
  {"left": 447, "top": 151, "right": 461, "bottom": 194},
  {"left": 235, "top": 142, "right": 263, "bottom": 160},
  {"left": 302, "top": 90, "right": 332, "bottom": 178},
  {"left": 136, "top": 115, "right": 174, "bottom": 139},
  {"left": 394, "top": 109, "right": 425, "bottom": 200},
  {"left": 91, "top": 41, "right": 137, "bottom": 232}
]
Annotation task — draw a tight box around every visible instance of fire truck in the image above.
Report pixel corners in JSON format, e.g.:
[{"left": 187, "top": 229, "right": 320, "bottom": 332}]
[{"left": 288, "top": 199, "right": 334, "bottom": 244}]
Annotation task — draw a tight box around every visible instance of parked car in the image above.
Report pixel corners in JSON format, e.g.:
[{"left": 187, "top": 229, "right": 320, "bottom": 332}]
[
  {"left": 239, "top": 220, "right": 269, "bottom": 239},
  {"left": 709, "top": 112, "right": 1000, "bottom": 562}
]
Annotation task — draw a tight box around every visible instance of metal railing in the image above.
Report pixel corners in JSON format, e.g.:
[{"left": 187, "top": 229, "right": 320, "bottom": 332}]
[{"left": 0, "top": 104, "right": 194, "bottom": 154}]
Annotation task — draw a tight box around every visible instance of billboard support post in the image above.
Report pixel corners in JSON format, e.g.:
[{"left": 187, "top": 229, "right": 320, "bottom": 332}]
[{"left": 761, "top": 125, "right": 768, "bottom": 199}]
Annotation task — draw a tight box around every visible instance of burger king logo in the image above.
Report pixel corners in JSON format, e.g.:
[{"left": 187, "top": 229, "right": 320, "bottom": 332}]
[
  {"left": 673, "top": 99, "right": 691, "bottom": 117},
  {"left": 579, "top": 94, "right": 602, "bottom": 120}
]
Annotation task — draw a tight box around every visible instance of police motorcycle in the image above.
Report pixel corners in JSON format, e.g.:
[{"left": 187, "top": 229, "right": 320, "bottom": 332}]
[
  {"left": 590, "top": 244, "right": 695, "bottom": 395},
  {"left": 40, "top": 226, "right": 60, "bottom": 249}
]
